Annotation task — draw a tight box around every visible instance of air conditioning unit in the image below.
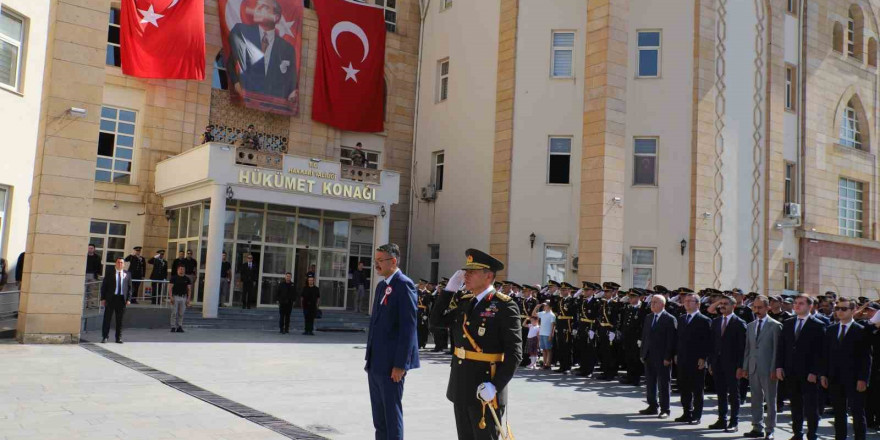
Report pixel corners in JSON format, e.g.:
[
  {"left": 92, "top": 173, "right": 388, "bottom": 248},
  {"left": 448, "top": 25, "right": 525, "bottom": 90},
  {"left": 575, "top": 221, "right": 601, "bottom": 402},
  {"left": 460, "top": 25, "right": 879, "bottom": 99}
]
[
  {"left": 420, "top": 184, "right": 437, "bottom": 201},
  {"left": 786, "top": 202, "right": 802, "bottom": 219}
]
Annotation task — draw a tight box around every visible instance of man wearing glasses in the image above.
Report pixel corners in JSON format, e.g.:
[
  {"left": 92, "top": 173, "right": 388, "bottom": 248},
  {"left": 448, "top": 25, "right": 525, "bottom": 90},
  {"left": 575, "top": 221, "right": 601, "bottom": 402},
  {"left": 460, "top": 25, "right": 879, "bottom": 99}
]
[{"left": 364, "top": 243, "right": 419, "bottom": 440}]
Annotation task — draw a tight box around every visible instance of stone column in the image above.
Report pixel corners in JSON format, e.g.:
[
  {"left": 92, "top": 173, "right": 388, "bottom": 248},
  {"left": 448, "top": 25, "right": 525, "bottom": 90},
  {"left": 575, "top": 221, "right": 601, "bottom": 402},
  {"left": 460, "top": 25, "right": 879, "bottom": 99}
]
[
  {"left": 202, "top": 184, "right": 227, "bottom": 318},
  {"left": 577, "top": 0, "right": 629, "bottom": 285},
  {"left": 17, "top": 0, "right": 108, "bottom": 343}
]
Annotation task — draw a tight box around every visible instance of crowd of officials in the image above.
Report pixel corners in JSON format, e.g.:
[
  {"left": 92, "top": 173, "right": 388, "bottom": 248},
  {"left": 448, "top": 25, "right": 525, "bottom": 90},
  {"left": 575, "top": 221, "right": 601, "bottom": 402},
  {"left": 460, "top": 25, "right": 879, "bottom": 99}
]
[{"left": 415, "top": 278, "right": 879, "bottom": 440}]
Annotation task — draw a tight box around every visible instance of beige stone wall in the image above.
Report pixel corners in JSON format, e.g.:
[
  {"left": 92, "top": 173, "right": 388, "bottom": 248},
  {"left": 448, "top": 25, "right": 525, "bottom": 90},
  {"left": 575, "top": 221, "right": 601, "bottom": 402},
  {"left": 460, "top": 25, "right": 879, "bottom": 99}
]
[{"left": 765, "top": 0, "right": 789, "bottom": 295}]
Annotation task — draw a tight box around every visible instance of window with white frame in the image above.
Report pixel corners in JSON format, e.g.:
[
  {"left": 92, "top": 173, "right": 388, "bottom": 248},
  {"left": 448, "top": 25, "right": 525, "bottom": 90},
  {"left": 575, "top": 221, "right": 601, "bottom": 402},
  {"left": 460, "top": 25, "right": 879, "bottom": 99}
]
[
  {"left": 784, "top": 161, "right": 796, "bottom": 209},
  {"left": 96, "top": 106, "right": 137, "bottom": 184},
  {"left": 375, "top": 0, "right": 396, "bottom": 32},
  {"left": 89, "top": 220, "right": 128, "bottom": 278},
  {"left": 631, "top": 248, "right": 655, "bottom": 289},
  {"left": 340, "top": 146, "right": 380, "bottom": 169},
  {"left": 440, "top": 0, "right": 452, "bottom": 11},
  {"left": 839, "top": 100, "right": 862, "bottom": 149},
  {"left": 637, "top": 30, "right": 661, "bottom": 78},
  {"left": 0, "top": 186, "right": 8, "bottom": 259},
  {"left": 633, "top": 137, "right": 658, "bottom": 186},
  {"left": 839, "top": 178, "right": 864, "bottom": 238},
  {"left": 551, "top": 31, "right": 574, "bottom": 78},
  {"left": 429, "top": 244, "right": 439, "bottom": 283},
  {"left": 548, "top": 137, "right": 571, "bottom": 184},
  {"left": 432, "top": 150, "right": 444, "bottom": 191},
  {"left": 106, "top": 7, "right": 121, "bottom": 67},
  {"left": 437, "top": 58, "right": 449, "bottom": 102},
  {"left": 0, "top": 7, "right": 26, "bottom": 91},
  {"left": 785, "top": 64, "right": 796, "bottom": 111},
  {"left": 544, "top": 245, "right": 567, "bottom": 284},
  {"left": 847, "top": 12, "right": 856, "bottom": 57}
]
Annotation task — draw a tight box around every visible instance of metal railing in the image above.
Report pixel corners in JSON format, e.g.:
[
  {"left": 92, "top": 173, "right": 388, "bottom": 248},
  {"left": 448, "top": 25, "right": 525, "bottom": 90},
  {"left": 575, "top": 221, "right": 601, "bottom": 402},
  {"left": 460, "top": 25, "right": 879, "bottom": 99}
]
[{"left": 0, "top": 287, "right": 20, "bottom": 320}]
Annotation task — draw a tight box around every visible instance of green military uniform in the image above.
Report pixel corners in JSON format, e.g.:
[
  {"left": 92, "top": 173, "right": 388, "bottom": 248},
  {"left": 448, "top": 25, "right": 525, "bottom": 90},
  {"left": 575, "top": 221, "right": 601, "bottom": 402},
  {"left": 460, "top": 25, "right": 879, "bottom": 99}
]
[{"left": 430, "top": 249, "right": 522, "bottom": 440}]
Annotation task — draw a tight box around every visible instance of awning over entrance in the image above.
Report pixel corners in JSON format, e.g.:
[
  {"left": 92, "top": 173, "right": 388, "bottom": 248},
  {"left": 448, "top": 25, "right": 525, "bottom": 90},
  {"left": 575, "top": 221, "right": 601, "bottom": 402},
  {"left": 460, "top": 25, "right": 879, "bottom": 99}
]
[{"left": 154, "top": 143, "right": 400, "bottom": 318}]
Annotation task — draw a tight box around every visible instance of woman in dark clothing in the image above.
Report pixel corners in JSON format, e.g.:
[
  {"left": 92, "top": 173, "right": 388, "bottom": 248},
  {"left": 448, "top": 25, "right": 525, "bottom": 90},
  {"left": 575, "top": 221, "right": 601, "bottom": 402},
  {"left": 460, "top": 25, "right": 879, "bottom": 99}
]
[{"left": 300, "top": 273, "right": 320, "bottom": 335}]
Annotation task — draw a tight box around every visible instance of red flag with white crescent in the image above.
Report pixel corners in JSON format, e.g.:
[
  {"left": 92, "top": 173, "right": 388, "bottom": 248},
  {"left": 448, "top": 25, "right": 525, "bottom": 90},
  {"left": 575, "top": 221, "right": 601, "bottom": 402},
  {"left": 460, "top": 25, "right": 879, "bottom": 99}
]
[
  {"left": 120, "top": 0, "right": 205, "bottom": 79},
  {"left": 312, "top": 0, "right": 386, "bottom": 132}
]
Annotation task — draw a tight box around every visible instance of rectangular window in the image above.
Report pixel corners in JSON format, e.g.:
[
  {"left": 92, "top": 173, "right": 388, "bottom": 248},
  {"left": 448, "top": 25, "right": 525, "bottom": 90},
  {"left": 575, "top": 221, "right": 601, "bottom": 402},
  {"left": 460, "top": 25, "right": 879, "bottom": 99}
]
[
  {"left": 429, "top": 244, "right": 440, "bottom": 283},
  {"left": 637, "top": 30, "right": 661, "bottom": 78},
  {"left": 548, "top": 137, "right": 571, "bottom": 184},
  {"left": 784, "top": 162, "right": 796, "bottom": 208},
  {"left": 551, "top": 31, "right": 574, "bottom": 78},
  {"left": 106, "top": 7, "right": 121, "bottom": 67},
  {"left": 839, "top": 178, "right": 864, "bottom": 238},
  {"left": 96, "top": 106, "right": 137, "bottom": 184},
  {"left": 0, "top": 186, "right": 8, "bottom": 259},
  {"left": 441, "top": 0, "right": 453, "bottom": 11},
  {"left": 0, "top": 7, "right": 25, "bottom": 91},
  {"left": 340, "top": 146, "right": 380, "bottom": 169},
  {"left": 785, "top": 64, "right": 796, "bottom": 111},
  {"left": 787, "top": 0, "right": 798, "bottom": 14},
  {"left": 432, "top": 151, "right": 445, "bottom": 191},
  {"left": 783, "top": 259, "right": 797, "bottom": 290},
  {"left": 437, "top": 59, "right": 449, "bottom": 102},
  {"left": 847, "top": 18, "right": 856, "bottom": 57},
  {"left": 631, "top": 248, "right": 655, "bottom": 289},
  {"left": 544, "top": 245, "right": 567, "bottom": 284},
  {"left": 89, "top": 220, "right": 128, "bottom": 277},
  {"left": 375, "top": 0, "right": 397, "bottom": 33},
  {"left": 633, "top": 137, "right": 658, "bottom": 186}
]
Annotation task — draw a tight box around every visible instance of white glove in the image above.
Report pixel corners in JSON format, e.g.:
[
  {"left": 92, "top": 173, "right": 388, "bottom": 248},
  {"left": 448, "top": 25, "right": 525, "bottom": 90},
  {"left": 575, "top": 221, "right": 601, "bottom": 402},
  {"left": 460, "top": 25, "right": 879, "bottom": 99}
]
[
  {"left": 871, "top": 311, "right": 880, "bottom": 325},
  {"left": 608, "top": 332, "right": 616, "bottom": 342},
  {"left": 445, "top": 270, "right": 465, "bottom": 292},
  {"left": 574, "top": 289, "right": 583, "bottom": 297},
  {"left": 588, "top": 330, "right": 595, "bottom": 340},
  {"left": 572, "top": 329, "right": 578, "bottom": 337},
  {"left": 637, "top": 340, "right": 642, "bottom": 348},
  {"left": 477, "top": 382, "right": 497, "bottom": 402}
]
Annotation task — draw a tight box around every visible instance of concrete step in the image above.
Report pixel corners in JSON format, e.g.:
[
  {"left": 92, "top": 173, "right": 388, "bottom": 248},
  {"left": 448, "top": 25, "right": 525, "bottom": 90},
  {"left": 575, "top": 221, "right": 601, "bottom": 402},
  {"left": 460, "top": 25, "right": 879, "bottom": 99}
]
[{"left": 0, "top": 319, "right": 16, "bottom": 339}]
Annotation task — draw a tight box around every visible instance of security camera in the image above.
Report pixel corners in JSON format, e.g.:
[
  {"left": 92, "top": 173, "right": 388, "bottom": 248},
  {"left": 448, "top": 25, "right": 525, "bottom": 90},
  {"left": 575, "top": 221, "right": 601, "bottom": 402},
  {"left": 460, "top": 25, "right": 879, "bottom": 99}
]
[{"left": 68, "top": 107, "right": 87, "bottom": 117}]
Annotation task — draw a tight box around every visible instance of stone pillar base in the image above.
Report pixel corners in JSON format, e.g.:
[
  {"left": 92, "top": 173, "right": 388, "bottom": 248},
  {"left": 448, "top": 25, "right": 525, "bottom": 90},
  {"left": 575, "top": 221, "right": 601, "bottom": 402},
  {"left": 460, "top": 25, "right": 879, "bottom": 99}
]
[{"left": 17, "top": 333, "right": 78, "bottom": 344}]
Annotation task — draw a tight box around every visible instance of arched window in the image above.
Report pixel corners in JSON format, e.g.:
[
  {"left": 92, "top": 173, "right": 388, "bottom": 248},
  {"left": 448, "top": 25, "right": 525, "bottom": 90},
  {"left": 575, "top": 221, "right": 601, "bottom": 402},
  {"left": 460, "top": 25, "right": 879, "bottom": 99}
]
[
  {"left": 869, "top": 38, "right": 878, "bottom": 67},
  {"left": 833, "top": 22, "right": 844, "bottom": 52},
  {"left": 840, "top": 98, "right": 864, "bottom": 149},
  {"left": 847, "top": 5, "right": 864, "bottom": 60}
]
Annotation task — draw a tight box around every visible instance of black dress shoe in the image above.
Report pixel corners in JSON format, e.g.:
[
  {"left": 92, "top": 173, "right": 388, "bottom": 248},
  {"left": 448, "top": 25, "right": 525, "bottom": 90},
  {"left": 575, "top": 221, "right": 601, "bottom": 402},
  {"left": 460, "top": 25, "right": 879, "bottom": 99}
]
[
  {"left": 725, "top": 422, "right": 738, "bottom": 433},
  {"left": 177, "top": 327, "right": 184, "bottom": 333},
  {"left": 115, "top": 339, "right": 123, "bottom": 344},
  {"left": 744, "top": 430, "right": 764, "bottom": 438},
  {"left": 171, "top": 328, "right": 177, "bottom": 332},
  {"left": 688, "top": 418, "right": 701, "bottom": 425},
  {"left": 708, "top": 419, "right": 728, "bottom": 430},
  {"left": 639, "top": 407, "right": 658, "bottom": 415},
  {"left": 674, "top": 415, "right": 692, "bottom": 423},
  {"left": 787, "top": 434, "right": 803, "bottom": 440},
  {"left": 101, "top": 337, "right": 107, "bottom": 343},
  {"left": 658, "top": 412, "right": 669, "bottom": 419}
]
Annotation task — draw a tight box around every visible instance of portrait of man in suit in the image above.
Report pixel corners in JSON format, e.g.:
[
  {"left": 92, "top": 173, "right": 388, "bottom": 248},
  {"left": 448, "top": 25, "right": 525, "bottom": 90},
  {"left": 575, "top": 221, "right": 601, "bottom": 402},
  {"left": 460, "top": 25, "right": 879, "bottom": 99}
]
[{"left": 227, "top": 0, "right": 299, "bottom": 107}]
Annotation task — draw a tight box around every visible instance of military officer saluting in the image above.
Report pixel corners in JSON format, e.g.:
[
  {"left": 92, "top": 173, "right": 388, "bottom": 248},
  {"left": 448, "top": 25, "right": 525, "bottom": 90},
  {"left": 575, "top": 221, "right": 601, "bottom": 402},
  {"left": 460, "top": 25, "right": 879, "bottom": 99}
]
[{"left": 430, "top": 249, "right": 523, "bottom": 440}]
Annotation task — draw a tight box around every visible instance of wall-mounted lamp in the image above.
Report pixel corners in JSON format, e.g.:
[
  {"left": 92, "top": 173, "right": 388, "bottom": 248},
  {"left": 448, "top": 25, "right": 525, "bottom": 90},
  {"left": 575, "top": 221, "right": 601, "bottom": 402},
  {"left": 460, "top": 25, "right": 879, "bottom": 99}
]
[
  {"left": 68, "top": 107, "right": 87, "bottom": 117},
  {"left": 380, "top": 205, "right": 387, "bottom": 218},
  {"left": 701, "top": 212, "right": 713, "bottom": 219},
  {"left": 680, "top": 239, "right": 687, "bottom": 256},
  {"left": 611, "top": 197, "right": 623, "bottom": 206},
  {"left": 529, "top": 232, "right": 536, "bottom": 249},
  {"left": 226, "top": 186, "right": 234, "bottom": 201}
]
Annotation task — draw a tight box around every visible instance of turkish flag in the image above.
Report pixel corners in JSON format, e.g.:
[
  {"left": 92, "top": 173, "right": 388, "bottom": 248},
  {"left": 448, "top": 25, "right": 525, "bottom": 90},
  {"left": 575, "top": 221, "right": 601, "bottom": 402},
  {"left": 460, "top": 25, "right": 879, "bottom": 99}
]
[
  {"left": 121, "top": 0, "right": 205, "bottom": 80},
  {"left": 312, "top": 0, "right": 386, "bottom": 132}
]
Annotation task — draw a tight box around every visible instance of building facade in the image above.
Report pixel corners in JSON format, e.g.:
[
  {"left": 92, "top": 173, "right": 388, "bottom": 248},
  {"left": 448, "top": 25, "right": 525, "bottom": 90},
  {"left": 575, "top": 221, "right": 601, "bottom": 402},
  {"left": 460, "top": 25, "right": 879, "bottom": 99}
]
[
  {"left": 9, "top": 0, "right": 420, "bottom": 343},
  {"left": 410, "top": 0, "right": 880, "bottom": 301}
]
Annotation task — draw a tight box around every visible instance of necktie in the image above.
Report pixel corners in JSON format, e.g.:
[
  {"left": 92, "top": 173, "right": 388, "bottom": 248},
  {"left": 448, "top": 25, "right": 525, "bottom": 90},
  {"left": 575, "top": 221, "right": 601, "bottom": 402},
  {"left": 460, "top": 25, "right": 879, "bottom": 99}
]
[
  {"left": 116, "top": 272, "right": 121, "bottom": 296},
  {"left": 756, "top": 319, "right": 763, "bottom": 340},
  {"left": 721, "top": 316, "right": 728, "bottom": 335},
  {"left": 795, "top": 318, "right": 803, "bottom": 338},
  {"left": 687, "top": 314, "right": 693, "bottom": 325},
  {"left": 261, "top": 33, "right": 269, "bottom": 53},
  {"left": 839, "top": 324, "right": 847, "bottom": 342},
  {"left": 652, "top": 315, "right": 658, "bottom": 329}
]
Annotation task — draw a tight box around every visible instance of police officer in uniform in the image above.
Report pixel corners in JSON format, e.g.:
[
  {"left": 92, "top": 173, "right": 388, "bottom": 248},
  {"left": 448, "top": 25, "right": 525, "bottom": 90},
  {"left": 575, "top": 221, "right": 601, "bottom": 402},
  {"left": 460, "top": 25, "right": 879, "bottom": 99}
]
[
  {"left": 417, "top": 279, "right": 431, "bottom": 349},
  {"left": 619, "top": 288, "right": 645, "bottom": 385},
  {"left": 596, "top": 281, "right": 620, "bottom": 381},
  {"left": 124, "top": 246, "right": 146, "bottom": 304},
  {"left": 554, "top": 282, "right": 577, "bottom": 374},
  {"left": 430, "top": 249, "right": 522, "bottom": 440}
]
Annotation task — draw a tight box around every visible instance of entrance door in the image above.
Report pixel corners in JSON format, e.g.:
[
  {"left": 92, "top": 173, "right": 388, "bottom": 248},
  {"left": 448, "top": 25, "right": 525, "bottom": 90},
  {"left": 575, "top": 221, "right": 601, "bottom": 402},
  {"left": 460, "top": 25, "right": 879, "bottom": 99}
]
[{"left": 294, "top": 248, "right": 318, "bottom": 294}]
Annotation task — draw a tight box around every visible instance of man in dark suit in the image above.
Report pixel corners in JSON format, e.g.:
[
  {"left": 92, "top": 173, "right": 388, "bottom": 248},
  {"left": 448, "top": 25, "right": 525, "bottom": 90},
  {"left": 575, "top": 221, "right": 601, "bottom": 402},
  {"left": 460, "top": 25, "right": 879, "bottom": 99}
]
[
  {"left": 227, "top": 0, "right": 298, "bottom": 101},
  {"left": 100, "top": 258, "right": 131, "bottom": 343},
  {"left": 776, "top": 294, "right": 825, "bottom": 440},
  {"left": 239, "top": 253, "right": 258, "bottom": 309},
  {"left": 365, "top": 243, "right": 419, "bottom": 440},
  {"left": 275, "top": 272, "right": 296, "bottom": 334},
  {"left": 821, "top": 297, "right": 872, "bottom": 440},
  {"left": 639, "top": 294, "right": 678, "bottom": 419},
  {"left": 675, "top": 288, "right": 712, "bottom": 425},
  {"left": 708, "top": 295, "right": 748, "bottom": 432},
  {"left": 430, "top": 248, "right": 522, "bottom": 440}
]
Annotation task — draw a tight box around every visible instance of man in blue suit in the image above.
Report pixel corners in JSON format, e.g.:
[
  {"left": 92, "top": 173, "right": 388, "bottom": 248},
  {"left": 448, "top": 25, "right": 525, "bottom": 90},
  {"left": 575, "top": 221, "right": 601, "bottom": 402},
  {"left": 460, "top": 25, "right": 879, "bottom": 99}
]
[
  {"left": 365, "top": 243, "right": 419, "bottom": 440},
  {"left": 821, "top": 297, "right": 872, "bottom": 440},
  {"left": 639, "top": 294, "right": 678, "bottom": 419},
  {"left": 708, "top": 294, "right": 748, "bottom": 433},
  {"left": 675, "top": 288, "right": 712, "bottom": 425}
]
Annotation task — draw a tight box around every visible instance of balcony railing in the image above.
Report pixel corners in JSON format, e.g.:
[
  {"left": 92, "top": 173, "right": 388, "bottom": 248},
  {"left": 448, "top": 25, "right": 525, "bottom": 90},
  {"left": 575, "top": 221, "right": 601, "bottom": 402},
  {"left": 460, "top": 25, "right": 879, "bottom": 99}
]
[
  {"left": 236, "top": 148, "right": 283, "bottom": 170},
  {"left": 341, "top": 164, "right": 381, "bottom": 184}
]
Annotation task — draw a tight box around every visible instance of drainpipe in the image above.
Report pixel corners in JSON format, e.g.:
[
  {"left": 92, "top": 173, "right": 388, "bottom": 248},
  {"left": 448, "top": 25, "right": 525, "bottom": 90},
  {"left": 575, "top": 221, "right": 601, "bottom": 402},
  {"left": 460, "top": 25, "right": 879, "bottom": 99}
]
[
  {"left": 405, "top": 0, "right": 430, "bottom": 269},
  {"left": 797, "top": 0, "right": 807, "bottom": 289}
]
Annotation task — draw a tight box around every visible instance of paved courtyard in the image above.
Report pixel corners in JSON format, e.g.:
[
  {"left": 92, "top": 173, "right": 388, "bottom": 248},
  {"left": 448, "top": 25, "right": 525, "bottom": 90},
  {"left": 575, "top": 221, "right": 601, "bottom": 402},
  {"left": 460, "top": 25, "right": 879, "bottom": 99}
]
[{"left": 0, "top": 329, "right": 876, "bottom": 439}]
